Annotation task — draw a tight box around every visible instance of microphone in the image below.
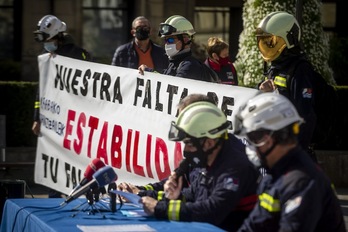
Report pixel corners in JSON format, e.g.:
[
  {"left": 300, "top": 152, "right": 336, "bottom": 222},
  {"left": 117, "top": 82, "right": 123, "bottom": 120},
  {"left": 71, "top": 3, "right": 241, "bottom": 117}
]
[
  {"left": 174, "top": 158, "right": 190, "bottom": 179},
  {"left": 68, "top": 158, "right": 105, "bottom": 197},
  {"left": 62, "top": 165, "right": 117, "bottom": 205}
]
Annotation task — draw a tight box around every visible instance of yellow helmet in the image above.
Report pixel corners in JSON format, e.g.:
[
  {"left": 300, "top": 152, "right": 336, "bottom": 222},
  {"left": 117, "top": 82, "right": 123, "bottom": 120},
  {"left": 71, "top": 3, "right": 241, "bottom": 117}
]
[
  {"left": 168, "top": 101, "right": 230, "bottom": 141},
  {"left": 159, "top": 15, "right": 196, "bottom": 37},
  {"left": 256, "top": 11, "right": 301, "bottom": 62}
]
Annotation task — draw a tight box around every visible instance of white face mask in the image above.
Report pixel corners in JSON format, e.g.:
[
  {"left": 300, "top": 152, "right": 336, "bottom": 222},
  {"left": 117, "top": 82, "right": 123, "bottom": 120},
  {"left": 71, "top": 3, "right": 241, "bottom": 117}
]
[
  {"left": 44, "top": 41, "right": 58, "bottom": 52},
  {"left": 165, "top": 43, "right": 180, "bottom": 58},
  {"left": 245, "top": 144, "right": 261, "bottom": 168}
]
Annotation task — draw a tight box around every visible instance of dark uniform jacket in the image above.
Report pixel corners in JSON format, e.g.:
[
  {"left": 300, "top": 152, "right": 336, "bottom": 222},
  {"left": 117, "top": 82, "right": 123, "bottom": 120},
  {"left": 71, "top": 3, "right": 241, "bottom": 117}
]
[
  {"left": 154, "top": 135, "right": 260, "bottom": 232},
  {"left": 261, "top": 52, "right": 316, "bottom": 151},
  {"left": 204, "top": 59, "right": 238, "bottom": 85},
  {"left": 33, "top": 34, "right": 91, "bottom": 121},
  {"left": 164, "top": 50, "right": 215, "bottom": 82},
  {"left": 238, "top": 146, "right": 346, "bottom": 232},
  {"left": 111, "top": 39, "right": 168, "bottom": 73}
]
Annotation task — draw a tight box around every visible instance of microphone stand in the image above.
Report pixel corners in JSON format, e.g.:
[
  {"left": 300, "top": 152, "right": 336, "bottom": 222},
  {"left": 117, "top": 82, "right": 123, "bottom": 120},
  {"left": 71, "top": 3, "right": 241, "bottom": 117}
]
[{"left": 70, "top": 187, "right": 108, "bottom": 218}]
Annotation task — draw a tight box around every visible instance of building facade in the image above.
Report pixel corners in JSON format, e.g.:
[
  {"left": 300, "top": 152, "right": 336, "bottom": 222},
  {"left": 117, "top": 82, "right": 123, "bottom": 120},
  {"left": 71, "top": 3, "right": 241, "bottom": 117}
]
[{"left": 0, "top": 0, "right": 343, "bottom": 81}]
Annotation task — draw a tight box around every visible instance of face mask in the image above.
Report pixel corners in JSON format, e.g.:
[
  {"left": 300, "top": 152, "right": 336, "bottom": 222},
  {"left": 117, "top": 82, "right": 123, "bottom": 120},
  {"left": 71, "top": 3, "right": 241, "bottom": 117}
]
[
  {"left": 44, "top": 41, "right": 58, "bottom": 52},
  {"left": 165, "top": 43, "right": 180, "bottom": 57},
  {"left": 183, "top": 150, "right": 207, "bottom": 168},
  {"left": 218, "top": 56, "right": 230, "bottom": 66},
  {"left": 135, "top": 28, "right": 150, "bottom": 40},
  {"left": 245, "top": 144, "right": 261, "bottom": 168}
]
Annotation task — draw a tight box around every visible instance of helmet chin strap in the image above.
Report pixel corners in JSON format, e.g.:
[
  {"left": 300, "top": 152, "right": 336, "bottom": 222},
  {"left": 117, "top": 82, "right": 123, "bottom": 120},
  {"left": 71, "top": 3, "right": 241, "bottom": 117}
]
[{"left": 256, "top": 140, "right": 277, "bottom": 168}]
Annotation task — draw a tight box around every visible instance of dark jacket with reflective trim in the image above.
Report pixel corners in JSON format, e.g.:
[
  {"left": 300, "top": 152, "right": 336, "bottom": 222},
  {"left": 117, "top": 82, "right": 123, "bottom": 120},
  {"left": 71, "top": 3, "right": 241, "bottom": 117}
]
[
  {"left": 260, "top": 52, "right": 316, "bottom": 150},
  {"left": 154, "top": 135, "right": 260, "bottom": 232},
  {"left": 33, "top": 34, "right": 92, "bottom": 121},
  {"left": 238, "top": 146, "right": 346, "bottom": 232},
  {"left": 111, "top": 39, "right": 168, "bottom": 73}
]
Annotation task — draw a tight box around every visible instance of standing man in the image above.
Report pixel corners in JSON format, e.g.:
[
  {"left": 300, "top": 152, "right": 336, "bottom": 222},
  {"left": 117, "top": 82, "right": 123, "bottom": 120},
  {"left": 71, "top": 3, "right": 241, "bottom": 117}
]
[
  {"left": 111, "top": 16, "right": 168, "bottom": 73},
  {"left": 256, "top": 11, "right": 318, "bottom": 161},
  {"left": 141, "top": 101, "right": 260, "bottom": 231},
  {"left": 234, "top": 92, "right": 345, "bottom": 231},
  {"left": 32, "top": 14, "right": 92, "bottom": 197},
  {"left": 139, "top": 15, "right": 219, "bottom": 83}
]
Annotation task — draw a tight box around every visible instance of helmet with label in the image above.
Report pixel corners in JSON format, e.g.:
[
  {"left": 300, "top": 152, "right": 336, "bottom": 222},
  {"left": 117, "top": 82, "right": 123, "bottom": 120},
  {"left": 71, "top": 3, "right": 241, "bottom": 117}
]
[
  {"left": 33, "top": 15, "right": 66, "bottom": 42},
  {"left": 256, "top": 11, "right": 301, "bottom": 62},
  {"left": 168, "top": 101, "right": 230, "bottom": 141},
  {"left": 159, "top": 15, "right": 196, "bottom": 37},
  {"left": 234, "top": 92, "right": 303, "bottom": 137}
]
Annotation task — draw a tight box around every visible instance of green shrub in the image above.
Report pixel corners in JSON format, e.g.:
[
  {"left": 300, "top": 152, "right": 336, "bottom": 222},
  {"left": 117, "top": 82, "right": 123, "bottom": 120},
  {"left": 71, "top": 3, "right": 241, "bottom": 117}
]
[{"left": 0, "top": 81, "right": 38, "bottom": 147}]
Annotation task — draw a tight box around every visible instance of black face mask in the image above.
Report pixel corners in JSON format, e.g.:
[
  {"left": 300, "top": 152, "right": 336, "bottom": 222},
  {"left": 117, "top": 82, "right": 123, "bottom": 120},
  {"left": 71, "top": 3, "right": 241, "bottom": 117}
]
[
  {"left": 183, "top": 149, "right": 207, "bottom": 168},
  {"left": 135, "top": 28, "right": 150, "bottom": 40}
]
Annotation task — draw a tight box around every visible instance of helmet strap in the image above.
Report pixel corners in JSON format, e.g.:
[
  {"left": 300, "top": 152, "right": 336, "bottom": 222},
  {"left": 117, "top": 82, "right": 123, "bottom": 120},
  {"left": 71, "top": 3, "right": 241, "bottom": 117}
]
[{"left": 256, "top": 139, "right": 277, "bottom": 168}]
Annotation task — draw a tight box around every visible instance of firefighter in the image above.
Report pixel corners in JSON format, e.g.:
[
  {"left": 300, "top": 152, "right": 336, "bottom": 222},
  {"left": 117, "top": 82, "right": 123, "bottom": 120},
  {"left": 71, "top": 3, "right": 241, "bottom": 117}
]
[
  {"left": 256, "top": 11, "right": 319, "bottom": 161},
  {"left": 32, "top": 15, "right": 91, "bottom": 198},
  {"left": 141, "top": 101, "right": 260, "bottom": 231},
  {"left": 234, "top": 92, "right": 345, "bottom": 231}
]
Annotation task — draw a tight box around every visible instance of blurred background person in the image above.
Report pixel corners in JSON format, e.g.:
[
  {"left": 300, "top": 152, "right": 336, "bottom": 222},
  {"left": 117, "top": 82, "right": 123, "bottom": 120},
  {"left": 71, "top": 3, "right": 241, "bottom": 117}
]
[
  {"left": 111, "top": 16, "right": 168, "bottom": 73},
  {"left": 204, "top": 37, "right": 238, "bottom": 85}
]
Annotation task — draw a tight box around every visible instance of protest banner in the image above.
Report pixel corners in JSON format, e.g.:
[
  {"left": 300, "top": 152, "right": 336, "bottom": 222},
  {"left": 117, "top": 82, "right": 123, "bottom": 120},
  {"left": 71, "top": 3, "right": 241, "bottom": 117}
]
[{"left": 34, "top": 54, "right": 258, "bottom": 194}]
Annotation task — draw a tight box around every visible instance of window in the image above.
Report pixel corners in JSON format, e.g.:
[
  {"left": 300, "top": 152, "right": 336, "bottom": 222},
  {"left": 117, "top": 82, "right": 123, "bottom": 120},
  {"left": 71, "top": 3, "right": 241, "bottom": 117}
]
[
  {"left": 0, "top": 0, "right": 14, "bottom": 59},
  {"left": 82, "top": 0, "right": 130, "bottom": 64}
]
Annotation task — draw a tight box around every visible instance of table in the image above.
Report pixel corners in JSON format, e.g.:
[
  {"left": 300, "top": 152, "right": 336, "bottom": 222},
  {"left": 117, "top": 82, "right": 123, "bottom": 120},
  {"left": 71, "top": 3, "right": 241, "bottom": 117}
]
[{"left": 1, "top": 198, "right": 225, "bottom": 232}]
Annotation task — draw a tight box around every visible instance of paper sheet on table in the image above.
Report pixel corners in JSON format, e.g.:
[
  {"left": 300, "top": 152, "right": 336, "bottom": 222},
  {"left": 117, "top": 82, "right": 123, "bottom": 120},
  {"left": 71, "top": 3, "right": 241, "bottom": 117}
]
[
  {"left": 111, "top": 190, "right": 142, "bottom": 207},
  {"left": 121, "top": 209, "right": 148, "bottom": 217},
  {"left": 77, "top": 224, "right": 156, "bottom": 232}
]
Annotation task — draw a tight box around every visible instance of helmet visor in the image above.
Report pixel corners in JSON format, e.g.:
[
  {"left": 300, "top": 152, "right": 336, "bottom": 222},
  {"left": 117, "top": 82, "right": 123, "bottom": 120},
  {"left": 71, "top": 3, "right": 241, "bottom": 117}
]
[
  {"left": 34, "top": 31, "right": 49, "bottom": 42},
  {"left": 159, "top": 23, "right": 177, "bottom": 36},
  {"left": 246, "top": 130, "right": 273, "bottom": 147},
  {"left": 168, "top": 121, "right": 187, "bottom": 141},
  {"left": 257, "top": 35, "right": 286, "bottom": 62}
]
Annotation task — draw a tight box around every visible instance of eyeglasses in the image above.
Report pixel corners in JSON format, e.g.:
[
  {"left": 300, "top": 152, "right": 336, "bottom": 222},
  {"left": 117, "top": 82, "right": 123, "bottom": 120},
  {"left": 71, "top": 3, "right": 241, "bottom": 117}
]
[
  {"left": 164, "top": 37, "right": 176, "bottom": 44},
  {"left": 246, "top": 130, "right": 273, "bottom": 147},
  {"left": 159, "top": 23, "right": 177, "bottom": 36}
]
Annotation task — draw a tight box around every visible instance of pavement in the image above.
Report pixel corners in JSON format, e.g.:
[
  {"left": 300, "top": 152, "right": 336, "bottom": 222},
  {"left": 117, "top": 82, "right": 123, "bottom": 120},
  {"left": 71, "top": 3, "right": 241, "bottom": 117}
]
[{"left": 23, "top": 183, "right": 348, "bottom": 229}]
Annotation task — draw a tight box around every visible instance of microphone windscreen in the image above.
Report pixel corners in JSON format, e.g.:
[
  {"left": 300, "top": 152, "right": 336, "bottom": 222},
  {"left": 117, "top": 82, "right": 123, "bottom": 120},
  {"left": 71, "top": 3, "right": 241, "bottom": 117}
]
[
  {"left": 84, "top": 158, "right": 105, "bottom": 179},
  {"left": 175, "top": 158, "right": 190, "bottom": 178},
  {"left": 93, "top": 166, "right": 118, "bottom": 187}
]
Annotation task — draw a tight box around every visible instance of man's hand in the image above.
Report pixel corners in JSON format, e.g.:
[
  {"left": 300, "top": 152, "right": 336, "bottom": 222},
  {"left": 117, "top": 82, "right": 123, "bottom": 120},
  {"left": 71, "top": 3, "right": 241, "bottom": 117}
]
[
  {"left": 259, "top": 79, "right": 276, "bottom": 92},
  {"left": 163, "top": 172, "right": 183, "bottom": 200},
  {"left": 117, "top": 182, "right": 140, "bottom": 194},
  {"left": 32, "top": 121, "right": 40, "bottom": 136},
  {"left": 138, "top": 64, "right": 147, "bottom": 75},
  {"left": 141, "top": 196, "right": 158, "bottom": 216},
  {"left": 117, "top": 182, "right": 140, "bottom": 202}
]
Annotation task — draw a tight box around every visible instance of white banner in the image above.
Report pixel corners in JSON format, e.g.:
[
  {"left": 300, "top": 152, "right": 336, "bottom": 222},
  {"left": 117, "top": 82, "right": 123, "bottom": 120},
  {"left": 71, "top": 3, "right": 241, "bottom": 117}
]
[{"left": 34, "top": 54, "right": 258, "bottom": 195}]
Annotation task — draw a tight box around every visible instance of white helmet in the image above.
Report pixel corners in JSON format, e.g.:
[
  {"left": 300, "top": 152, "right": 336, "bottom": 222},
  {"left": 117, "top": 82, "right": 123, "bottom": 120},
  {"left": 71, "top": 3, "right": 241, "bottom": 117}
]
[
  {"left": 168, "top": 101, "right": 230, "bottom": 141},
  {"left": 159, "top": 15, "right": 196, "bottom": 37},
  {"left": 234, "top": 92, "right": 304, "bottom": 137},
  {"left": 256, "top": 11, "right": 301, "bottom": 62},
  {"left": 34, "top": 15, "right": 66, "bottom": 42}
]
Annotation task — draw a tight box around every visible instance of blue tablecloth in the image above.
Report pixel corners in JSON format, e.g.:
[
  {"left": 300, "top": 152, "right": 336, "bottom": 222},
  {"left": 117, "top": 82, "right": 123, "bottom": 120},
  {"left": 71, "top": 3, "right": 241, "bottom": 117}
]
[{"left": 1, "top": 198, "right": 225, "bottom": 232}]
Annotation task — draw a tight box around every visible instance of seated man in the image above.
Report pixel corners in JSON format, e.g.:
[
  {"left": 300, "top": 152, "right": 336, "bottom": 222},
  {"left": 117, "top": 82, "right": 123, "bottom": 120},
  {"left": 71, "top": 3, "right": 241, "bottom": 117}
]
[
  {"left": 117, "top": 93, "right": 217, "bottom": 197},
  {"left": 140, "top": 101, "right": 260, "bottom": 232}
]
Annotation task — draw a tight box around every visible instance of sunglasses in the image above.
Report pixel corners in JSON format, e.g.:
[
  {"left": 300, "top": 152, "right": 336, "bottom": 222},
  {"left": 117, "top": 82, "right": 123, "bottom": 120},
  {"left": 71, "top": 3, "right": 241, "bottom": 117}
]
[{"left": 164, "top": 37, "right": 177, "bottom": 44}]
